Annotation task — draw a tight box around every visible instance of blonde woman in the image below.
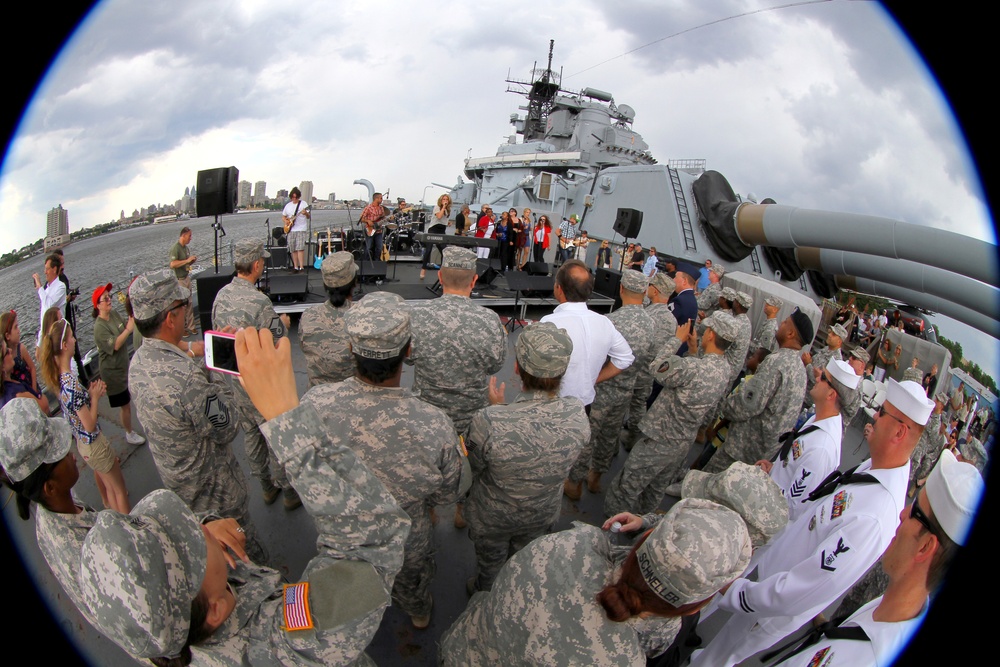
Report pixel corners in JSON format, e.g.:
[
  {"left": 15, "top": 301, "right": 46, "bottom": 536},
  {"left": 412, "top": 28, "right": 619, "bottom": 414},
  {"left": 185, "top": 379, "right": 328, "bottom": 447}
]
[
  {"left": 421, "top": 193, "right": 453, "bottom": 280},
  {"left": 38, "top": 318, "right": 131, "bottom": 513},
  {"left": 518, "top": 208, "right": 533, "bottom": 268}
]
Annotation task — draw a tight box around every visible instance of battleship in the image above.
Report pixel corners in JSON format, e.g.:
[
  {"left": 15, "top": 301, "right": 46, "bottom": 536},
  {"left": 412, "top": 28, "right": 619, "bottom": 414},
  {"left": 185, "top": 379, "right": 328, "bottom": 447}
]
[{"left": 3, "top": 31, "right": 997, "bottom": 667}]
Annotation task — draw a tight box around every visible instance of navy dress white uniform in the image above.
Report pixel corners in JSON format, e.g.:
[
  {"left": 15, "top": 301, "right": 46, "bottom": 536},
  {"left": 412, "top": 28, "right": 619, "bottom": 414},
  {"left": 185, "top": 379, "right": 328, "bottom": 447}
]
[{"left": 690, "top": 380, "right": 934, "bottom": 667}]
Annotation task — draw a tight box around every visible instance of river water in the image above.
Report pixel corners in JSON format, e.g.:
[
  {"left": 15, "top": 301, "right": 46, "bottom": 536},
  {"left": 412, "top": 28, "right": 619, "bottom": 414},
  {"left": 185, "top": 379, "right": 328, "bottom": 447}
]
[{"left": 0, "top": 209, "right": 358, "bottom": 353}]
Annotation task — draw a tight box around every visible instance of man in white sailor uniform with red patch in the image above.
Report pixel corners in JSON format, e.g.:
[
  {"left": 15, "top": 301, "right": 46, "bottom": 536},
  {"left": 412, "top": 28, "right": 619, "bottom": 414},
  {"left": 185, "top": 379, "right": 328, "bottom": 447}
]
[
  {"left": 689, "top": 379, "right": 934, "bottom": 667},
  {"left": 756, "top": 358, "right": 860, "bottom": 522},
  {"left": 767, "top": 449, "right": 982, "bottom": 667}
]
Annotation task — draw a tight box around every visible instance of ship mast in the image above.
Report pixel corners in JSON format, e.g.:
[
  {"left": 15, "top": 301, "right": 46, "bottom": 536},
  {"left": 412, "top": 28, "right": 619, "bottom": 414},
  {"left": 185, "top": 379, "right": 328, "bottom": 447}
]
[{"left": 507, "top": 39, "right": 561, "bottom": 142}]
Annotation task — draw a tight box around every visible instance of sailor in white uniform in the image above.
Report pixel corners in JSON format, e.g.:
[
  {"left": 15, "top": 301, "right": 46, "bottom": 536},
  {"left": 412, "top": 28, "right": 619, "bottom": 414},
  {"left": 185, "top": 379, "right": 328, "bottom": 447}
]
[
  {"left": 766, "top": 449, "right": 982, "bottom": 667},
  {"left": 690, "top": 379, "right": 935, "bottom": 667},
  {"left": 758, "top": 359, "right": 859, "bottom": 521}
]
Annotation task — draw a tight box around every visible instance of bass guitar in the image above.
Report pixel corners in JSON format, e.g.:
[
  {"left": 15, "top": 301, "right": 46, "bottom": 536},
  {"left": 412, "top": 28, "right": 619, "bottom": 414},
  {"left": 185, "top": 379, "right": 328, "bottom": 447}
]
[{"left": 313, "top": 226, "right": 332, "bottom": 270}]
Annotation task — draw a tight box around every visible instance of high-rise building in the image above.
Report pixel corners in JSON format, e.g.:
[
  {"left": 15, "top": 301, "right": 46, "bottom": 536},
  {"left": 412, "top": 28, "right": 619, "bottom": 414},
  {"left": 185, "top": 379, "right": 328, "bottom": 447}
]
[
  {"left": 238, "top": 180, "right": 252, "bottom": 207},
  {"left": 328, "top": 192, "right": 336, "bottom": 203},
  {"left": 46, "top": 205, "right": 69, "bottom": 237},
  {"left": 299, "top": 181, "right": 314, "bottom": 204},
  {"left": 254, "top": 180, "right": 267, "bottom": 206}
]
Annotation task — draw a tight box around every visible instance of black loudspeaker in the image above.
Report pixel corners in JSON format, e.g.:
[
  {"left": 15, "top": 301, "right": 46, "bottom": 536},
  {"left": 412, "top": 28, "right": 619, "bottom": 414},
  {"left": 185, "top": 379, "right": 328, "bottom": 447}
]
[
  {"left": 613, "top": 207, "right": 643, "bottom": 238},
  {"left": 194, "top": 266, "right": 235, "bottom": 332},
  {"left": 266, "top": 274, "right": 308, "bottom": 302},
  {"left": 476, "top": 258, "right": 501, "bottom": 285},
  {"left": 594, "top": 267, "right": 623, "bottom": 309},
  {"left": 357, "top": 260, "right": 387, "bottom": 281},
  {"left": 196, "top": 166, "right": 239, "bottom": 217},
  {"left": 525, "top": 262, "right": 550, "bottom": 276},
  {"left": 265, "top": 247, "right": 288, "bottom": 269}
]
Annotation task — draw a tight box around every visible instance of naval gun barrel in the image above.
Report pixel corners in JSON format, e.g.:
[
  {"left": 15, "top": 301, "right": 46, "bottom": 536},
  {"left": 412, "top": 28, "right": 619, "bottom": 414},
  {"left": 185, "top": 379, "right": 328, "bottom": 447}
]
[
  {"left": 734, "top": 204, "right": 998, "bottom": 286},
  {"left": 795, "top": 247, "right": 999, "bottom": 321},
  {"left": 836, "top": 275, "right": 999, "bottom": 339}
]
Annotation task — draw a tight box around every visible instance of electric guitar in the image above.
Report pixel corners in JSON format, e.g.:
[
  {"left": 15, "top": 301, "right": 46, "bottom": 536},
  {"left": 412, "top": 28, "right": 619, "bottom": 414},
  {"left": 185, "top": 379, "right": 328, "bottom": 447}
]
[
  {"left": 282, "top": 202, "right": 308, "bottom": 233},
  {"left": 313, "top": 227, "right": 332, "bottom": 270},
  {"left": 364, "top": 206, "right": 387, "bottom": 236}
]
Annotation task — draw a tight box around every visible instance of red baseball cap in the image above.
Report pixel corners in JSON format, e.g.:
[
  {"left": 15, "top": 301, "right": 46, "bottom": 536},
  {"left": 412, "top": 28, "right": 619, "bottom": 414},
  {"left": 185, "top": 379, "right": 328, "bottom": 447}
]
[{"left": 92, "top": 282, "right": 113, "bottom": 308}]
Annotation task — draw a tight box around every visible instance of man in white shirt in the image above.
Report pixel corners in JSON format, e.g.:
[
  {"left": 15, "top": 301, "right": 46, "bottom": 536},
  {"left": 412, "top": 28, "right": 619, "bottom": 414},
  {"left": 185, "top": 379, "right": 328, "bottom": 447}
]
[
  {"left": 691, "top": 379, "right": 934, "bottom": 667},
  {"left": 770, "top": 449, "right": 981, "bottom": 667},
  {"left": 540, "top": 260, "right": 634, "bottom": 410},
  {"left": 756, "top": 358, "right": 859, "bottom": 521},
  {"left": 32, "top": 253, "right": 66, "bottom": 346},
  {"left": 642, "top": 246, "right": 659, "bottom": 277}
]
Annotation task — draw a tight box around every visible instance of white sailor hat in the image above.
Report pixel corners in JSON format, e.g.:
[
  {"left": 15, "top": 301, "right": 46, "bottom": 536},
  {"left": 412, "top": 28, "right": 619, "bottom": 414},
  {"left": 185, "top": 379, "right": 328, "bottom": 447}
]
[
  {"left": 885, "top": 379, "right": 935, "bottom": 426},
  {"left": 825, "top": 358, "right": 860, "bottom": 392},
  {"left": 925, "top": 449, "right": 983, "bottom": 545}
]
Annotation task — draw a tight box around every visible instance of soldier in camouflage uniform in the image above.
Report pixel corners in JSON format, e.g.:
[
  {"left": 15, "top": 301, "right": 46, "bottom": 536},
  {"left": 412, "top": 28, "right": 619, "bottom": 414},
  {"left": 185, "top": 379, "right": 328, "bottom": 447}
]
[
  {"left": 909, "top": 391, "right": 948, "bottom": 493},
  {"left": 566, "top": 270, "right": 654, "bottom": 496},
  {"left": 211, "top": 239, "right": 300, "bottom": 510},
  {"left": 465, "top": 322, "right": 589, "bottom": 593},
  {"left": 695, "top": 263, "right": 725, "bottom": 318},
  {"left": 841, "top": 346, "right": 870, "bottom": 434},
  {"left": 604, "top": 312, "right": 737, "bottom": 517},
  {"left": 408, "top": 246, "right": 507, "bottom": 436},
  {"left": 622, "top": 272, "right": 678, "bottom": 451},
  {"left": 752, "top": 295, "right": 783, "bottom": 353},
  {"left": 302, "top": 291, "right": 464, "bottom": 628},
  {"left": 0, "top": 397, "right": 249, "bottom": 654},
  {"left": 702, "top": 310, "right": 812, "bottom": 475},
  {"left": 802, "top": 322, "right": 847, "bottom": 405},
  {"left": 77, "top": 327, "right": 411, "bottom": 665},
  {"left": 726, "top": 290, "right": 753, "bottom": 385},
  {"left": 440, "top": 498, "right": 752, "bottom": 666},
  {"left": 128, "top": 269, "right": 265, "bottom": 563},
  {"left": 299, "top": 251, "right": 357, "bottom": 388},
  {"left": 902, "top": 355, "right": 924, "bottom": 383}
]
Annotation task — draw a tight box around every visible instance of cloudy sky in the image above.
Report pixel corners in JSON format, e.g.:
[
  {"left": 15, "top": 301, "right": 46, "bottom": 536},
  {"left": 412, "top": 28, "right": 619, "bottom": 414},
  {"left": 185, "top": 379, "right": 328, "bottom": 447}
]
[{"left": 1, "top": 0, "right": 995, "bottom": 371}]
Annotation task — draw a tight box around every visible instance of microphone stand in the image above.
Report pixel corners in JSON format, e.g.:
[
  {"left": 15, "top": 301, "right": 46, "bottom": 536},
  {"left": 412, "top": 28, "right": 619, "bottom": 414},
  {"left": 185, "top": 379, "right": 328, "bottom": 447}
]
[
  {"left": 212, "top": 215, "right": 227, "bottom": 274},
  {"left": 346, "top": 202, "right": 365, "bottom": 297}
]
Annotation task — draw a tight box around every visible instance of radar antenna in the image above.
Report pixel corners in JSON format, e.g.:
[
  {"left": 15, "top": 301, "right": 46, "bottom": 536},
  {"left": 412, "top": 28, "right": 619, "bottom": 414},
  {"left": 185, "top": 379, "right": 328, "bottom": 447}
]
[{"left": 506, "top": 39, "right": 561, "bottom": 142}]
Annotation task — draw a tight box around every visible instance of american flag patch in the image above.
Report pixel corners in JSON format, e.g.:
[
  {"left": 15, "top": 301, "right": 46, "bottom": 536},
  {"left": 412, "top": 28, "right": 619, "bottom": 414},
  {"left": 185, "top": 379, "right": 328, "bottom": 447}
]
[{"left": 283, "top": 582, "right": 313, "bottom": 631}]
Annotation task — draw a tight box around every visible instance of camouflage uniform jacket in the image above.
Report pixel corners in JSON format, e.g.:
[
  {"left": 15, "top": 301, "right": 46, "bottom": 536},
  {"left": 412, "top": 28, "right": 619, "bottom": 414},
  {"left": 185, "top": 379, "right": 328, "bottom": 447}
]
[
  {"left": 753, "top": 316, "right": 779, "bottom": 353},
  {"left": 465, "top": 390, "right": 590, "bottom": 533},
  {"left": 302, "top": 378, "right": 464, "bottom": 519},
  {"left": 408, "top": 294, "right": 507, "bottom": 433},
  {"left": 601, "top": 305, "right": 656, "bottom": 396},
  {"left": 211, "top": 276, "right": 287, "bottom": 420},
  {"left": 709, "top": 346, "right": 807, "bottom": 472},
  {"left": 639, "top": 338, "right": 732, "bottom": 448},
  {"left": 128, "top": 338, "right": 244, "bottom": 518},
  {"left": 910, "top": 411, "right": 944, "bottom": 487},
  {"left": 440, "top": 523, "right": 681, "bottom": 666},
  {"left": 646, "top": 302, "right": 679, "bottom": 357},
  {"left": 725, "top": 312, "right": 752, "bottom": 383},
  {"left": 902, "top": 366, "right": 923, "bottom": 383},
  {"left": 805, "top": 346, "right": 843, "bottom": 393},
  {"left": 35, "top": 501, "right": 99, "bottom": 625},
  {"left": 696, "top": 281, "right": 722, "bottom": 315},
  {"left": 299, "top": 300, "right": 354, "bottom": 388},
  {"left": 187, "top": 403, "right": 410, "bottom": 666}
]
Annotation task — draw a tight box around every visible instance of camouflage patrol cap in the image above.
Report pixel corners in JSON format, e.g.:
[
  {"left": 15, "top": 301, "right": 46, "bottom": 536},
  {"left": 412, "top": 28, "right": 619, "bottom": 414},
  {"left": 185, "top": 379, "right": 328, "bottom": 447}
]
[
  {"left": 764, "top": 295, "right": 783, "bottom": 308},
  {"left": 635, "top": 498, "right": 752, "bottom": 606},
  {"left": 129, "top": 269, "right": 190, "bottom": 321},
  {"left": 934, "top": 391, "right": 949, "bottom": 405},
  {"left": 441, "top": 246, "right": 478, "bottom": 270},
  {"left": 721, "top": 286, "right": 737, "bottom": 302},
  {"left": 681, "top": 462, "right": 789, "bottom": 547},
  {"left": 620, "top": 269, "right": 649, "bottom": 294},
  {"left": 702, "top": 311, "right": 739, "bottom": 343},
  {"left": 850, "top": 346, "right": 870, "bottom": 364},
  {"left": 0, "top": 398, "right": 72, "bottom": 483},
  {"left": 321, "top": 251, "right": 358, "bottom": 288},
  {"left": 709, "top": 264, "right": 726, "bottom": 277},
  {"left": 734, "top": 291, "right": 753, "bottom": 309},
  {"left": 829, "top": 323, "right": 848, "bottom": 340},
  {"left": 959, "top": 437, "right": 989, "bottom": 477},
  {"left": 233, "top": 238, "right": 269, "bottom": 266},
  {"left": 78, "top": 489, "right": 207, "bottom": 659},
  {"left": 515, "top": 322, "right": 573, "bottom": 379},
  {"left": 649, "top": 272, "right": 675, "bottom": 295},
  {"left": 346, "top": 292, "right": 411, "bottom": 359}
]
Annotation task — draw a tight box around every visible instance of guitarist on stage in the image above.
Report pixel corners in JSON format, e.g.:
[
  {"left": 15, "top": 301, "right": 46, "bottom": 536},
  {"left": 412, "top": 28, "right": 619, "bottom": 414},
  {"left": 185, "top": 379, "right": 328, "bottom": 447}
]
[
  {"left": 282, "top": 187, "right": 311, "bottom": 272},
  {"left": 360, "top": 192, "right": 388, "bottom": 261}
]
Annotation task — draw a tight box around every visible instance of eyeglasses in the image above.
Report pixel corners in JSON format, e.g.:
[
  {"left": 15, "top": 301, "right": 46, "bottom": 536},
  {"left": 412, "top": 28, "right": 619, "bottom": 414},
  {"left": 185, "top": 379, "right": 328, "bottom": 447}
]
[
  {"left": 877, "top": 404, "right": 907, "bottom": 428},
  {"left": 169, "top": 299, "right": 189, "bottom": 314},
  {"left": 910, "top": 499, "right": 938, "bottom": 536}
]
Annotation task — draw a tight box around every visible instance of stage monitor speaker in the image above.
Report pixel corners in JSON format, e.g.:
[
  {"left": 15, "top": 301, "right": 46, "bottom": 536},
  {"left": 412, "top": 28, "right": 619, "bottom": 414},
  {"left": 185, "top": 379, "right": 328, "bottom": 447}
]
[
  {"left": 594, "top": 267, "right": 623, "bottom": 309},
  {"left": 196, "top": 166, "right": 239, "bottom": 217},
  {"left": 357, "top": 260, "right": 387, "bottom": 281},
  {"left": 266, "top": 274, "right": 308, "bottom": 302},
  {"left": 613, "top": 208, "right": 643, "bottom": 238},
  {"left": 476, "top": 258, "right": 501, "bottom": 286},
  {"left": 525, "top": 262, "right": 550, "bottom": 276},
  {"left": 194, "top": 266, "right": 235, "bottom": 332}
]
